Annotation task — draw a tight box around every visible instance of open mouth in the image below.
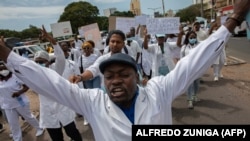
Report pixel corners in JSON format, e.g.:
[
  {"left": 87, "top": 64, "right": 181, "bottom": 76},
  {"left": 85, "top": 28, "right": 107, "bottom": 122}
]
[{"left": 110, "top": 88, "right": 124, "bottom": 98}]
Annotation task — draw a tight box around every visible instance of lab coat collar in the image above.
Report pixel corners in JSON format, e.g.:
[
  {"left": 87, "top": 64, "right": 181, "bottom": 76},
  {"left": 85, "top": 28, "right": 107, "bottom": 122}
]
[{"left": 106, "top": 86, "right": 147, "bottom": 126}]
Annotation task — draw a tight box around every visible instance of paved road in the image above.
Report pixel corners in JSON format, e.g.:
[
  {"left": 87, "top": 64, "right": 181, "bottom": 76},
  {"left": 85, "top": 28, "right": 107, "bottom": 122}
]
[{"left": 227, "top": 37, "right": 250, "bottom": 63}]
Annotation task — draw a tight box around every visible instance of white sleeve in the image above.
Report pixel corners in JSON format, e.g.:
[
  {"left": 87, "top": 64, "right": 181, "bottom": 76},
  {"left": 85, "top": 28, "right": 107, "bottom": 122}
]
[
  {"left": 52, "top": 44, "right": 65, "bottom": 75},
  {"left": 148, "top": 25, "right": 231, "bottom": 102},
  {"left": 6, "top": 52, "right": 103, "bottom": 115}
]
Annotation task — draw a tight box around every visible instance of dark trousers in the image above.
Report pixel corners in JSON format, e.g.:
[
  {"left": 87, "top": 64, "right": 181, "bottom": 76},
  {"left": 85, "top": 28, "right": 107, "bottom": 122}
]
[{"left": 47, "top": 121, "right": 82, "bottom": 141}]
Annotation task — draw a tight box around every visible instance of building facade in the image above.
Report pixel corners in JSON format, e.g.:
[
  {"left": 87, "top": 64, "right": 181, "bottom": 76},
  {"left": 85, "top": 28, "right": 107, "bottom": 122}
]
[
  {"left": 130, "top": 0, "right": 141, "bottom": 15},
  {"left": 215, "top": 0, "right": 235, "bottom": 16}
]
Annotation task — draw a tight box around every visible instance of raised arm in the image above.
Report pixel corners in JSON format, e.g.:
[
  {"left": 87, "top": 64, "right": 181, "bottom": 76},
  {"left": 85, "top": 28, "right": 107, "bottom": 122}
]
[
  {"left": 40, "top": 25, "right": 65, "bottom": 75},
  {"left": 155, "top": 0, "right": 250, "bottom": 101},
  {"left": 143, "top": 28, "right": 149, "bottom": 49},
  {"left": 177, "top": 25, "right": 185, "bottom": 47}
]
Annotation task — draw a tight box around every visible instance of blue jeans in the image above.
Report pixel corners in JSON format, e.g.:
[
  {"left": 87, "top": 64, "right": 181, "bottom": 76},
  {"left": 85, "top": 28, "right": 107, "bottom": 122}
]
[
  {"left": 84, "top": 76, "right": 101, "bottom": 89},
  {"left": 187, "top": 79, "right": 200, "bottom": 100}
]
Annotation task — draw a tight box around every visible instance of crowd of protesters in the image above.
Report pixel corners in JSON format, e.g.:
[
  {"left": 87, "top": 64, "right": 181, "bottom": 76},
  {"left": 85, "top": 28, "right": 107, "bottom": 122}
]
[{"left": 0, "top": 1, "right": 249, "bottom": 140}]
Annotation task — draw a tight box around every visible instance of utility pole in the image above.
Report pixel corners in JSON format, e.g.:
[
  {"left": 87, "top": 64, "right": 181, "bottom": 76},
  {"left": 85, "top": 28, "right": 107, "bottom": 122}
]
[
  {"left": 148, "top": 7, "right": 161, "bottom": 17},
  {"left": 201, "top": 0, "right": 204, "bottom": 17},
  {"left": 162, "top": 0, "right": 166, "bottom": 17}
]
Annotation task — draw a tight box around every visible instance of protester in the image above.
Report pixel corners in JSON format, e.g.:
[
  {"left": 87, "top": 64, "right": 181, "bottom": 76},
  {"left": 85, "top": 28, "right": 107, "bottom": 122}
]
[
  {"left": 0, "top": 65, "right": 44, "bottom": 141},
  {"left": 125, "top": 32, "right": 142, "bottom": 71},
  {"left": 32, "top": 26, "right": 82, "bottom": 141},
  {"left": 78, "top": 41, "right": 101, "bottom": 125},
  {"left": 75, "top": 30, "right": 134, "bottom": 90},
  {"left": 0, "top": 1, "right": 249, "bottom": 140},
  {"left": 143, "top": 32, "right": 176, "bottom": 77},
  {"left": 180, "top": 30, "right": 201, "bottom": 109},
  {"left": 86, "top": 40, "right": 102, "bottom": 57}
]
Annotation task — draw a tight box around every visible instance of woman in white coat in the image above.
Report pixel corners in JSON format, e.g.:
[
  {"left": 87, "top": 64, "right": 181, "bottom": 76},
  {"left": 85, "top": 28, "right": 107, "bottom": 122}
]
[{"left": 180, "top": 31, "right": 201, "bottom": 109}]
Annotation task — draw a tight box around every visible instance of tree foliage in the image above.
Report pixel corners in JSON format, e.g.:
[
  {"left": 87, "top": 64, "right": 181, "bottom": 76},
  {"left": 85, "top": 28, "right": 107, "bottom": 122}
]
[
  {"left": 175, "top": 4, "right": 201, "bottom": 23},
  {"left": 58, "top": 1, "right": 99, "bottom": 34},
  {"left": 96, "top": 16, "right": 109, "bottom": 31},
  {"left": 0, "top": 25, "right": 40, "bottom": 39},
  {"left": 110, "top": 11, "right": 135, "bottom": 17}
]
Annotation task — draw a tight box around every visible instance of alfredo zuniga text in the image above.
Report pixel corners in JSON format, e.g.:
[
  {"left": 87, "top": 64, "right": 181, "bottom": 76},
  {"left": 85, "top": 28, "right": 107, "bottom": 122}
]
[{"left": 132, "top": 125, "right": 250, "bottom": 140}]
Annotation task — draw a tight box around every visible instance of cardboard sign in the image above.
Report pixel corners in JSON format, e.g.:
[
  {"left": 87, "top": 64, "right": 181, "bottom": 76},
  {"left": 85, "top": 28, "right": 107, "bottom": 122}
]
[
  {"left": 50, "top": 21, "right": 73, "bottom": 38},
  {"left": 135, "top": 15, "right": 148, "bottom": 25},
  {"left": 116, "top": 17, "right": 136, "bottom": 34},
  {"left": 146, "top": 17, "right": 180, "bottom": 34},
  {"left": 78, "top": 23, "right": 103, "bottom": 50},
  {"left": 109, "top": 16, "right": 117, "bottom": 32}
]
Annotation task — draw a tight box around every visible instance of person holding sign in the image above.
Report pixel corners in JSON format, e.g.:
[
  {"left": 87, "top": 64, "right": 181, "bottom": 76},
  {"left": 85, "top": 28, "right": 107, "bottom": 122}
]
[
  {"left": 0, "top": 1, "right": 249, "bottom": 140},
  {"left": 143, "top": 30, "right": 176, "bottom": 78}
]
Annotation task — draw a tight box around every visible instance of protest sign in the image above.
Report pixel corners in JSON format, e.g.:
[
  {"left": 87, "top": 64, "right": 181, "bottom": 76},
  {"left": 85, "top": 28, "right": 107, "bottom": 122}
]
[
  {"left": 116, "top": 17, "right": 136, "bottom": 34},
  {"left": 146, "top": 17, "right": 180, "bottom": 34},
  {"left": 135, "top": 15, "right": 148, "bottom": 25},
  {"left": 50, "top": 21, "right": 73, "bottom": 38},
  {"left": 78, "top": 23, "right": 103, "bottom": 50}
]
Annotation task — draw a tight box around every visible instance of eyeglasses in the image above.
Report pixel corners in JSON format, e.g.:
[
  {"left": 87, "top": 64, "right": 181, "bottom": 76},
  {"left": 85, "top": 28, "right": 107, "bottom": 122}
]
[{"left": 82, "top": 47, "right": 91, "bottom": 50}]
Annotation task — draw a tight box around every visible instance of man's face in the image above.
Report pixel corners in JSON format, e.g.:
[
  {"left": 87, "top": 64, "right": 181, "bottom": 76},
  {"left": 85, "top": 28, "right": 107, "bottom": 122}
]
[
  {"left": 130, "top": 28, "right": 135, "bottom": 36},
  {"left": 109, "top": 34, "right": 125, "bottom": 54},
  {"left": 157, "top": 37, "right": 165, "bottom": 44},
  {"left": 61, "top": 44, "right": 70, "bottom": 58},
  {"left": 103, "top": 63, "right": 138, "bottom": 107},
  {"left": 193, "top": 23, "right": 200, "bottom": 32}
]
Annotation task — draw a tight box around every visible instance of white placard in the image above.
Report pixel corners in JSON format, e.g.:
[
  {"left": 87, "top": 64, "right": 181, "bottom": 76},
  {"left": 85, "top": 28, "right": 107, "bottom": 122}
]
[
  {"left": 135, "top": 15, "right": 148, "bottom": 25},
  {"left": 78, "top": 23, "right": 103, "bottom": 50},
  {"left": 116, "top": 17, "right": 136, "bottom": 34},
  {"left": 50, "top": 21, "right": 73, "bottom": 38},
  {"left": 146, "top": 17, "right": 180, "bottom": 34}
]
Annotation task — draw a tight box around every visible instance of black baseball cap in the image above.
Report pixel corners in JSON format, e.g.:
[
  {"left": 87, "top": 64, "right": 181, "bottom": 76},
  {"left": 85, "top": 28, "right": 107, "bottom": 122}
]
[{"left": 99, "top": 53, "right": 138, "bottom": 74}]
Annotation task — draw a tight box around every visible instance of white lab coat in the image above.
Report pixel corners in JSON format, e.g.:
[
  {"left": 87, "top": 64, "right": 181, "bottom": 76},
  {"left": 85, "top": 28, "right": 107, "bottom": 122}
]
[
  {"left": 6, "top": 26, "right": 230, "bottom": 141},
  {"left": 0, "top": 75, "right": 29, "bottom": 109},
  {"left": 146, "top": 42, "right": 176, "bottom": 77},
  {"left": 38, "top": 44, "right": 76, "bottom": 128}
]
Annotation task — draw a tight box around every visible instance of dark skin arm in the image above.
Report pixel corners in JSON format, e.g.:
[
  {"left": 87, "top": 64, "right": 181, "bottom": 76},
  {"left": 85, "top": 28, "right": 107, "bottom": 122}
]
[
  {"left": 177, "top": 25, "right": 185, "bottom": 47},
  {"left": 12, "top": 84, "right": 29, "bottom": 98},
  {"left": 143, "top": 28, "right": 149, "bottom": 49}
]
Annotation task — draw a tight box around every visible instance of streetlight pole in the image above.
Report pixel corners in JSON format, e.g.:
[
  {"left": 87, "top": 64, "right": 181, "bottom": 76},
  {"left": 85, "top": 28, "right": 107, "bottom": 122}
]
[
  {"left": 201, "top": 0, "right": 204, "bottom": 17},
  {"left": 148, "top": 7, "right": 161, "bottom": 17},
  {"left": 162, "top": 0, "right": 166, "bottom": 17}
]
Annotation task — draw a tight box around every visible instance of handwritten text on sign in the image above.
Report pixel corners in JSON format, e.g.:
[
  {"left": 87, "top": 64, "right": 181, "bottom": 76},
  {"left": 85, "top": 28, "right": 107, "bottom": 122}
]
[
  {"left": 146, "top": 17, "right": 180, "bottom": 34},
  {"left": 116, "top": 17, "right": 136, "bottom": 34}
]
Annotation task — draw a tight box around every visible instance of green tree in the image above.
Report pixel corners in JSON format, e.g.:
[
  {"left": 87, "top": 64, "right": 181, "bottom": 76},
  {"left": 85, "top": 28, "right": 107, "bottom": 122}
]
[
  {"left": 96, "top": 16, "right": 109, "bottom": 31},
  {"left": 175, "top": 4, "right": 201, "bottom": 23},
  {"left": 0, "top": 25, "right": 40, "bottom": 39},
  {"left": 58, "top": 1, "right": 99, "bottom": 34},
  {"left": 0, "top": 29, "right": 21, "bottom": 38},
  {"left": 110, "top": 11, "right": 135, "bottom": 17},
  {"left": 20, "top": 25, "right": 40, "bottom": 39}
]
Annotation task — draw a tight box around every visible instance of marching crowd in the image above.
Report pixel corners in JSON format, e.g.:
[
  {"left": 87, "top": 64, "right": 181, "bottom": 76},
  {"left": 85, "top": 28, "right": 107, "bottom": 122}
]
[{"left": 0, "top": 0, "right": 249, "bottom": 140}]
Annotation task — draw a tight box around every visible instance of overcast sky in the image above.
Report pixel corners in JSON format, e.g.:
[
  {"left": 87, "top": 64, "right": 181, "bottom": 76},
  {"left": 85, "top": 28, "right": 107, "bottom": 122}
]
[{"left": 0, "top": 0, "right": 193, "bottom": 31}]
